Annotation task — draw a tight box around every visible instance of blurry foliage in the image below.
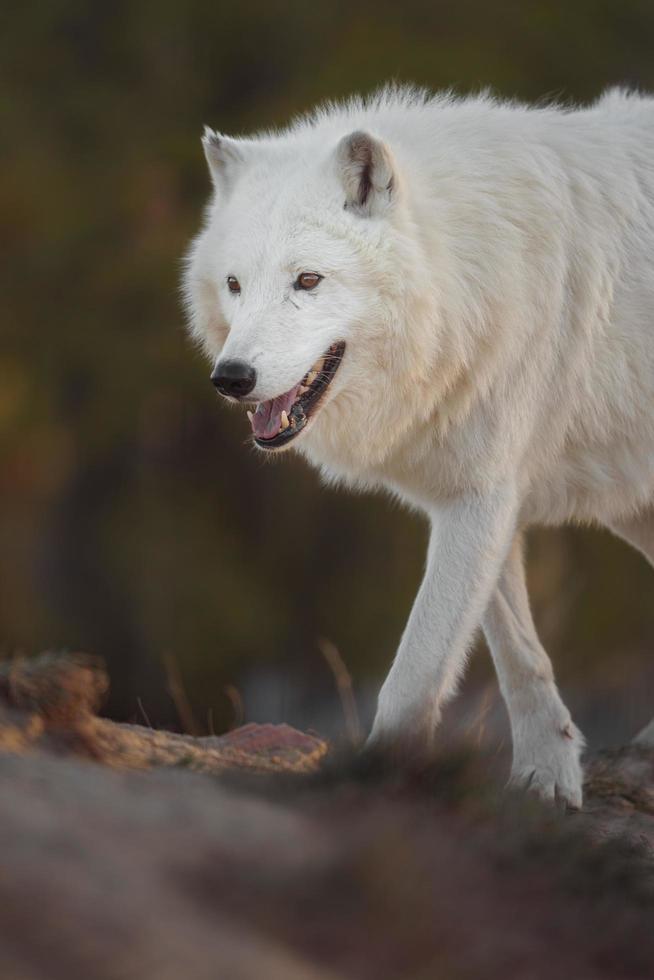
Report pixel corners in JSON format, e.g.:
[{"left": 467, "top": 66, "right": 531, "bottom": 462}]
[{"left": 0, "top": 0, "right": 653, "bottom": 736}]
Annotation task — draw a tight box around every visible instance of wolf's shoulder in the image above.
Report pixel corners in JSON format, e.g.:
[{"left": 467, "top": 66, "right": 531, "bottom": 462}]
[
  {"left": 283, "top": 85, "right": 654, "bottom": 135},
  {"left": 593, "top": 86, "right": 654, "bottom": 114}
]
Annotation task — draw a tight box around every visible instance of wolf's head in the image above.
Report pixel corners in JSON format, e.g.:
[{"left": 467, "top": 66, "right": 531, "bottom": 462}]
[{"left": 183, "top": 113, "right": 444, "bottom": 472}]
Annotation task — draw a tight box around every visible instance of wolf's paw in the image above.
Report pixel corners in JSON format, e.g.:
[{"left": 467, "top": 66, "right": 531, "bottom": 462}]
[
  {"left": 366, "top": 696, "right": 439, "bottom": 767},
  {"left": 510, "top": 720, "right": 584, "bottom": 810},
  {"left": 364, "top": 722, "right": 436, "bottom": 767}
]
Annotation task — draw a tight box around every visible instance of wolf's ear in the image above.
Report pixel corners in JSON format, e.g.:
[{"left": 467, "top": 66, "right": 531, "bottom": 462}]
[
  {"left": 202, "top": 127, "right": 247, "bottom": 195},
  {"left": 336, "top": 131, "right": 397, "bottom": 217}
]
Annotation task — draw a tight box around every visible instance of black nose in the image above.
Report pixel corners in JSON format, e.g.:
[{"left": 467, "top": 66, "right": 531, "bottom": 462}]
[{"left": 210, "top": 359, "right": 257, "bottom": 398}]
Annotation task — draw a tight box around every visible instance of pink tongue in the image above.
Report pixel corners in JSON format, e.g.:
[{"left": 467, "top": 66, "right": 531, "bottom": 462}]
[{"left": 251, "top": 383, "right": 301, "bottom": 440}]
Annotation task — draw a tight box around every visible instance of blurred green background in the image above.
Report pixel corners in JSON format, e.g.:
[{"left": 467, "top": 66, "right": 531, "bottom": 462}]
[{"left": 1, "top": 0, "right": 653, "bottom": 746}]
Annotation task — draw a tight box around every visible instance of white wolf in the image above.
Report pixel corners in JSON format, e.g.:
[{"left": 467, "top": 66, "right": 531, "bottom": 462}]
[{"left": 183, "top": 87, "right": 654, "bottom": 808}]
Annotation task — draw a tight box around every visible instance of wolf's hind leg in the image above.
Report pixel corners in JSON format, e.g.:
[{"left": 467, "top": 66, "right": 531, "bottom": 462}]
[
  {"left": 607, "top": 506, "right": 654, "bottom": 746},
  {"left": 482, "top": 532, "right": 584, "bottom": 809},
  {"left": 607, "top": 506, "right": 654, "bottom": 567}
]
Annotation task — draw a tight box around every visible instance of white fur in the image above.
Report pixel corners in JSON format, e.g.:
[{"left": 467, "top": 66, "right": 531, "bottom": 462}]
[{"left": 183, "top": 87, "right": 654, "bottom": 808}]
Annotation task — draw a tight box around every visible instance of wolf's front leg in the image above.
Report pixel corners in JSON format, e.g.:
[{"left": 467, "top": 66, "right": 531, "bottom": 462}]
[
  {"left": 368, "top": 484, "right": 518, "bottom": 758},
  {"left": 482, "top": 532, "right": 584, "bottom": 809}
]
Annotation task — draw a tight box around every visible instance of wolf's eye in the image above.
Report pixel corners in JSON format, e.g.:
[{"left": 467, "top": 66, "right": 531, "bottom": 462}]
[
  {"left": 294, "top": 272, "right": 322, "bottom": 291},
  {"left": 227, "top": 276, "right": 241, "bottom": 294}
]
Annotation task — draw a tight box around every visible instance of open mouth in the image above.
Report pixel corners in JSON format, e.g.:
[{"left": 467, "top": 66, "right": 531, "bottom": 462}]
[{"left": 247, "top": 341, "right": 346, "bottom": 450}]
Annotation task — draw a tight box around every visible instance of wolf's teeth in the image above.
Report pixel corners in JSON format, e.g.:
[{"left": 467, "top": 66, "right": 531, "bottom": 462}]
[
  {"left": 280, "top": 410, "right": 289, "bottom": 430},
  {"left": 246, "top": 411, "right": 254, "bottom": 423}
]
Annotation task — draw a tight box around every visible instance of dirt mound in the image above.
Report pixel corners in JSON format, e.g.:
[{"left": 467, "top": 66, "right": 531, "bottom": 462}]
[{"left": 0, "top": 652, "right": 327, "bottom": 774}]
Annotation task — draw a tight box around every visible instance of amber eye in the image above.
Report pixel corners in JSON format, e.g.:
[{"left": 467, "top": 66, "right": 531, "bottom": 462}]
[
  {"left": 226, "top": 276, "right": 241, "bottom": 294},
  {"left": 294, "top": 272, "right": 322, "bottom": 291}
]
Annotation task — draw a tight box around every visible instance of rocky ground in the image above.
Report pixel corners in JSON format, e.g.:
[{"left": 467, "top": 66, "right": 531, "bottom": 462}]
[{"left": 0, "top": 653, "right": 652, "bottom": 980}]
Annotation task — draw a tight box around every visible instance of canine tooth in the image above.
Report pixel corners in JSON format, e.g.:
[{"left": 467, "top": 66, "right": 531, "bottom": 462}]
[
  {"left": 307, "top": 371, "right": 317, "bottom": 386},
  {"left": 299, "top": 385, "right": 309, "bottom": 394},
  {"left": 280, "top": 410, "right": 290, "bottom": 430},
  {"left": 246, "top": 410, "right": 254, "bottom": 423},
  {"left": 313, "top": 358, "right": 325, "bottom": 374}
]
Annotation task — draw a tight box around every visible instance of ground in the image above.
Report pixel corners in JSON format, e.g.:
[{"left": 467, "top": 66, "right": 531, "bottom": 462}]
[{"left": 0, "top": 653, "right": 652, "bottom": 980}]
